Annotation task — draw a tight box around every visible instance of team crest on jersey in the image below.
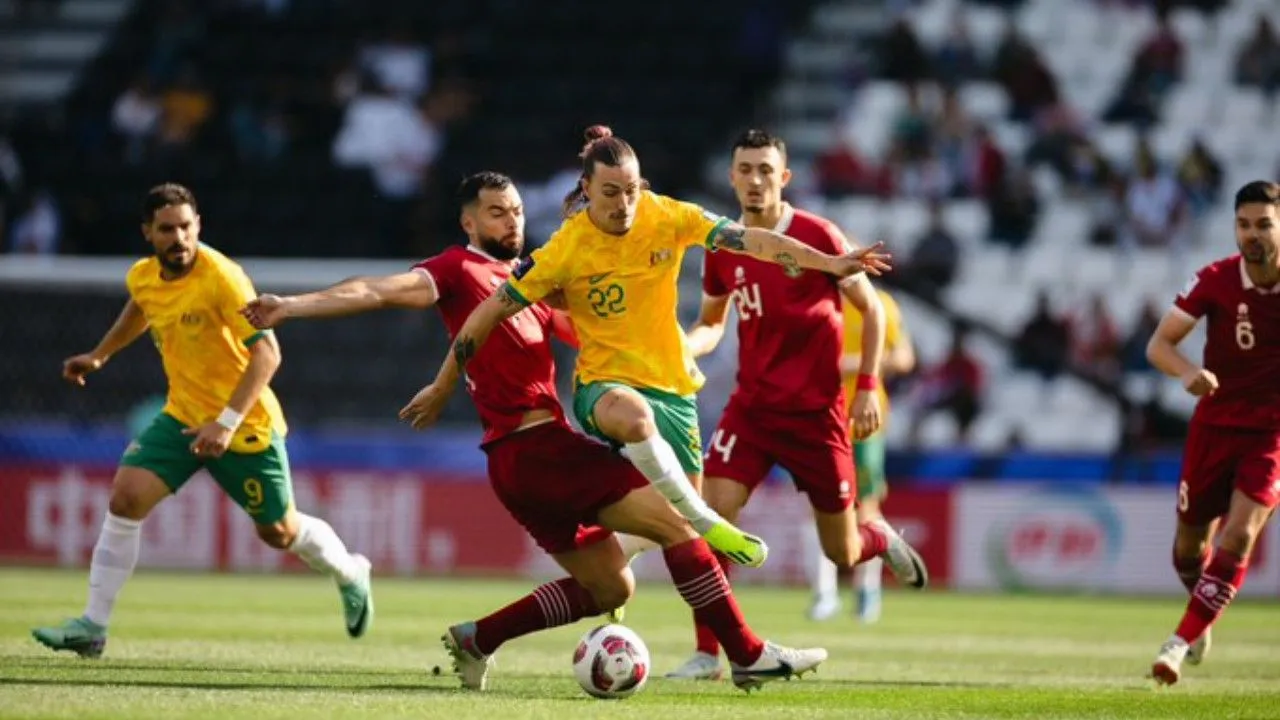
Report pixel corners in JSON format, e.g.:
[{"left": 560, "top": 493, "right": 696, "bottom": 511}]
[
  {"left": 734, "top": 266, "right": 746, "bottom": 285},
  {"left": 180, "top": 311, "right": 203, "bottom": 327},
  {"left": 649, "top": 248, "right": 673, "bottom": 267}
]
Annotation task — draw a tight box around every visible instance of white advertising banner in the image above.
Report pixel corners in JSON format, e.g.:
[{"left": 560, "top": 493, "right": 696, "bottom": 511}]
[{"left": 954, "top": 484, "right": 1280, "bottom": 597}]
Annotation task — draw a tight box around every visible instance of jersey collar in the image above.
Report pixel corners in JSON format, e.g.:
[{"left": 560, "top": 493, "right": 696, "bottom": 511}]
[{"left": 1239, "top": 257, "right": 1280, "bottom": 295}]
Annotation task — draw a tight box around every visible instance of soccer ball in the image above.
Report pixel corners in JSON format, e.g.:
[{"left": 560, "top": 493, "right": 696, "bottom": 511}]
[{"left": 572, "top": 623, "right": 650, "bottom": 699}]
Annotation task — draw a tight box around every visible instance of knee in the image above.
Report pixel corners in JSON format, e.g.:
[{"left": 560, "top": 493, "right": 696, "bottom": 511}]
[
  {"left": 107, "top": 491, "right": 148, "bottom": 520},
  {"left": 256, "top": 522, "right": 296, "bottom": 549},
  {"left": 614, "top": 415, "right": 657, "bottom": 444},
  {"left": 1172, "top": 536, "right": 1210, "bottom": 564},
  {"left": 702, "top": 481, "right": 745, "bottom": 523},
  {"left": 584, "top": 571, "right": 635, "bottom": 612}
]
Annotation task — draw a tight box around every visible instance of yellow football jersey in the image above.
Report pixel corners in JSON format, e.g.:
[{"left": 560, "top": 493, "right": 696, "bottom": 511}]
[
  {"left": 126, "top": 244, "right": 286, "bottom": 453},
  {"left": 506, "top": 191, "right": 728, "bottom": 396},
  {"left": 843, "top": 289, "right": 906, "bottom": 419}
]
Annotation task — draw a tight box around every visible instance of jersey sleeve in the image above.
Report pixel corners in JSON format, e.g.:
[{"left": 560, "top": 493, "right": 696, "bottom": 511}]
[
  {"left": 814, "top": 218, "right": 850, "bottom": 256},
  {"left": 1173, "top": 267, "right": 1213, "bottom": 319},
  {"left": 505, "top": 232, "right": 572, "bottom": 306},
  {"left": 124, "top": 259, "right": 147, "bottom": 299},
  {"left": 667, "top": 195, "right": 730, "bottom": 251},
  {"left": 217, "top": 263, "right": 271, "bottom": 347},
  {"left": 414, "top": 253, "right": 454, "bottom": 303}
]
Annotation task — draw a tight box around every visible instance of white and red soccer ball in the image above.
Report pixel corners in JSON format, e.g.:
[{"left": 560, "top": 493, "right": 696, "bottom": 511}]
[{"left": 572, "top": 624, "right": 650, "bottom": 699}]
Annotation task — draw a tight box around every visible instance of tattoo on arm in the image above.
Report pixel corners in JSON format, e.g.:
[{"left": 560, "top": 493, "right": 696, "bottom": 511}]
[
  {"left": 452, "top": 336, "right": 477, "bottom": 368},
  {"left": 714, "top": 224, "right": 748, "bottom": 252},
  {"left": 775, "top": 252, "right": 801, "bottom": 276}
]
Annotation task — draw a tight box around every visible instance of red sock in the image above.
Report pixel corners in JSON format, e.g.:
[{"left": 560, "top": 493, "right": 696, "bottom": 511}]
[
  {"left": 473, "top": 577, "right": 601, "bottom": 655},
  {"left": 693, "top": 552, "right": 731, "bottom": 657},
  {"left": 1173, "top": 550, "right": 1248, "bottom": 645},
  {"left": 665, "top": 539, "right": 764, "bottom": 666},
  {"left": 1172, "top": 547, "right": 1211, "bottom": 594},
  {"left": 855, "top": 522, "right": 889, "bottom": 564}
]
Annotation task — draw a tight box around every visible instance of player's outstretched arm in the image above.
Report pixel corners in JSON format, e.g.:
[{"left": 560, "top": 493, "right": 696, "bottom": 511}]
[
  {"left": 399, "top": 285, "right": 525, "bottom": 430},
  {"left": 184, "top": 332, "right": 283, "bottom": 458},
  {"left": 686, "top": 293, "right": 731, "bottom": 359},
  {"left": 1147, "top": 309, "right": 1218, "bottom": 397},
  {"left": 709, "top": 221, "right": 892, "bottom": 279},
  {"left": 63, "top": 298, "right": 149, "bottom": 386},
  {"left": 241, "top": 271, "right": 438, "bottom": 329}
]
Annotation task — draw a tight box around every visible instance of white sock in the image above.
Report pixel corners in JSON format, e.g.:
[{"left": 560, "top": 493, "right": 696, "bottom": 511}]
[
  {"left": 804, "top": 525, "right": 838, "bottom": 602},
  {"left": 84, "top": 512, "right": 143, "bottom": 628},
  {"left": 623, "top": 434, "right": 724, "bottom": 534},
  {"left": 616, "top": 533, "right": 660, "bottom": 561},
  {"left": 855, "top": 557, "right": 883, "bottom": 594},
  {"left": 289, "top": 513, "right": 360, "bottom": 585}
]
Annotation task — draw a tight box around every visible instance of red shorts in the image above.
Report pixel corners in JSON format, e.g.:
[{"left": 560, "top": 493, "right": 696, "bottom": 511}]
[
  {"left": 1178, "top": 421, "right": 1280, "bottom": 525},
  {"left": 484, "top": 421, "right": 649, "bottom": 554},
  {"left": 703, "top": 400, "right": 855, "bottom": 513}
]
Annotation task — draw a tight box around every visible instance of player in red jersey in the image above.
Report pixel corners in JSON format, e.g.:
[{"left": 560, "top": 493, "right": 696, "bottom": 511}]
[
  {"left": 1146, "top": 180, "right": 1280, "bottom": 685},
  {"left": 665, "top": 130, "right": 929, "bottom": 680},
  {"left": 240, "top": 171, "right": 827, "bottom": 692}
]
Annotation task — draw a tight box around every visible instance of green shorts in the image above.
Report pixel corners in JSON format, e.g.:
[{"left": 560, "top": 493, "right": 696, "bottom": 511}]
[
  {"left": 120, "top": 413, "right": 294, "bottom": 524},
  {"left": 854, "top": 433, "right": 888, "bottom": 502},
  {"left": 573, "top": 379, "right": 703, "bottom": 474}
]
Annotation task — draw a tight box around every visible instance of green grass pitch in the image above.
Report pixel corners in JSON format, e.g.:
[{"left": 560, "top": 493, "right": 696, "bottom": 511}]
[{"left": 1, "top": 568, "right": 1278, "bottom": 719}]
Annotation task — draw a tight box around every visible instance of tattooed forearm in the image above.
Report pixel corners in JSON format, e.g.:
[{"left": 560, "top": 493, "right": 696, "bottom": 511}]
[
  {"left": 452, "top": 336, "right": 477, "bottom": 368},
  {"left": 714, "top": 224, "right": 748, "bottom": 252},
  {"left": 775, "top": 252, "right": 801, "bottom": 277}
]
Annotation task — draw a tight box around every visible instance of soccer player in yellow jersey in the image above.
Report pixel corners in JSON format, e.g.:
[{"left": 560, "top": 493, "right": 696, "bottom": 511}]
[
  {"left": 809, "top": 289, "right": 916, "bottom": 623},
  {"left": 31, "top": 184, "right": 373, "bottom": 658},
  {"left": 400, "top": 125, "right": 890, "bottom": 571}
]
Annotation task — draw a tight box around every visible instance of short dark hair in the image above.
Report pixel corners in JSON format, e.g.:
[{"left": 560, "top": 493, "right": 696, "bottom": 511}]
[
  {"left": 562, "top": 124, "right": 640, "bottom": 218},
  {"left": 1235, "top": 180, "right": 1280, "bottom": 210},
  {"left": 142, "top": 183, "right": 197, "bottom": 223},
  {"left": 731, "top": 129, "right": 787, "bottom": 161},
  {"left": 457, "top": 171, "right": 513, "bottom": 208}
]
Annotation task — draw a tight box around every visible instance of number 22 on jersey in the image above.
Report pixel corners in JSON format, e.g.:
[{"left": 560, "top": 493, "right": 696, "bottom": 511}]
[{"left": 587, "top": 283, "right": 626, "bottom": 318}]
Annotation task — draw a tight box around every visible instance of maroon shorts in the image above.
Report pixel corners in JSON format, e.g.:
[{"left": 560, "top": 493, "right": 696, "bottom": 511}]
[
  {"left": 1177, "top": 421, "right": 1280, "bottom": 525},
  {"left": 702, "top": 400, "right": 855, "bottom": 513},
  {"left": 484, "top": 421, "right": 649, "bottom": 554}
]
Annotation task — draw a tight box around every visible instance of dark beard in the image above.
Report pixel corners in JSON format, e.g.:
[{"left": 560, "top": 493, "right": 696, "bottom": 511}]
[
  {"left": 479, "top": 235, "right": 521, "bottom": 261},
  {"left": 157, "top": 248, "right": 193, "bottom": 275}
]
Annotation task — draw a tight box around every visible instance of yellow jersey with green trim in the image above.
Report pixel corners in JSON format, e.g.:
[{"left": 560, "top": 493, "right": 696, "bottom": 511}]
[
  {"left": 505, "top": 191, "right": 728, "bottom": 396},
  {"left": 843, "top": 289, "right": 906, "bottom": 419},
  {"left": 126, "top": 244, "right": 286, "bottom": 452}
]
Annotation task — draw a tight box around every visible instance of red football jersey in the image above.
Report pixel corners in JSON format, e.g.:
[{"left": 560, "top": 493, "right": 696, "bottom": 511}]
[
  {"left": 702, "top": 204, "right": 847, "bottom": 412},
  {"left": 416, "top": 244, "right": 566, "bottom": 445},
  {"left": 1173, "top": 254, "right": 1280, "bottom": 429}
]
